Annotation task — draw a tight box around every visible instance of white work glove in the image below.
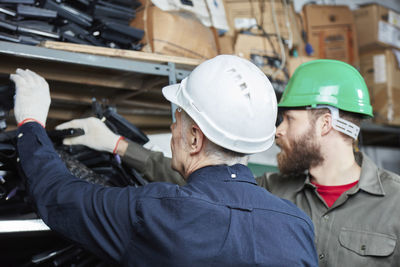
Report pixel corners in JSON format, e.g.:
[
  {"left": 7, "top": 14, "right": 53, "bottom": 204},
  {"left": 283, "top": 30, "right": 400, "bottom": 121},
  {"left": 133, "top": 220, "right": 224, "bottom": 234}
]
[
  {"left": 56, "top": 117, "right": 123, "bottom": 154},
  {"left": 10, "top": 69, "right": 51, "bottom": 127}
]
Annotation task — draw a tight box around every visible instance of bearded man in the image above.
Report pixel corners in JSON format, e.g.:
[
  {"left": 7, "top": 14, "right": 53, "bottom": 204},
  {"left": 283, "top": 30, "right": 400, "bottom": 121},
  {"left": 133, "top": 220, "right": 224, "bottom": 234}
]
[
  {"left": 58, "top": 59, "right": 400, "bottom": 266},
  {"left": 258, "top": 60, "right": 400, "bottom": 266}
]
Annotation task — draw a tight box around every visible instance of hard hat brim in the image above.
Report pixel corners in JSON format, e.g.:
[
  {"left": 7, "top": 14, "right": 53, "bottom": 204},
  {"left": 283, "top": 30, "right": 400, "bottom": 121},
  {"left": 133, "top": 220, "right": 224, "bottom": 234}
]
[{"left": 162, "top": 83, "right": 181, "bottom": 107}]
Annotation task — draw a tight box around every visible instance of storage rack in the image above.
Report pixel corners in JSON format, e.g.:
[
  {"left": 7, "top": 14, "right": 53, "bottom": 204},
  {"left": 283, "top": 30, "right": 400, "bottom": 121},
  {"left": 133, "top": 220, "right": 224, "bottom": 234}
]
[
  {"left": 0, "top": 40, "right": 200, "bottom": 132},
  {"left": 0, "top": 41, "right": 195, "bottom": 82}
]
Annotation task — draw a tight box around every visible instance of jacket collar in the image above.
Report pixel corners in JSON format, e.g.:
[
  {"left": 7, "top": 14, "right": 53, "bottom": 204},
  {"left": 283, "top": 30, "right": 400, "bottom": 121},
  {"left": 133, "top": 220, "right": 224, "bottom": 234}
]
[{"left": 186, "top": 164, "right": 256, "bottom": 185}]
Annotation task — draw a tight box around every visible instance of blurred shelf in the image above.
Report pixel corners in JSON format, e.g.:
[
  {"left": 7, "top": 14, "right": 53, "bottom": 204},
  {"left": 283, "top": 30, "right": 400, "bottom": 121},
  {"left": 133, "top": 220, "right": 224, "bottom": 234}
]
[
  {"left": 0, "top": 41, "right": 200, "bottom": 132},
  {"left": 361, "top": 121, "right": 400, "bottom": 134},
  {"left": 360, "top": 122, "right": 400, "bottom": 147}
]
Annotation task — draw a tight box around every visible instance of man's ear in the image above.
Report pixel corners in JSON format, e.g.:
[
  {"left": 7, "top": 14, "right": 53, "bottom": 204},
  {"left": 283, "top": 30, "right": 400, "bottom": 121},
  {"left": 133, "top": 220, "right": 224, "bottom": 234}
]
[
  {"left": 320, "top": 112, "right": 333, "bottom": 136},
  {"left": 189, "top": 124, "right": 205, "bottom": 155}
]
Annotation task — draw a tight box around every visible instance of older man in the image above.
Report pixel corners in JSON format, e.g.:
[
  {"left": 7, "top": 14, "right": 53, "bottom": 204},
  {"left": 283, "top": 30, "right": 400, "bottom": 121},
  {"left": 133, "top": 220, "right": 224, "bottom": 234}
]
[{"left": 12, "top": 55, "right": 317, "bottom": 266}]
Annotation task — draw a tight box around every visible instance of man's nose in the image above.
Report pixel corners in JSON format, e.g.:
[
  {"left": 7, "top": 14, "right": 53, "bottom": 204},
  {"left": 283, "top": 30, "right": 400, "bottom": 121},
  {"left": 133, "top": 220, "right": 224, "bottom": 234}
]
[{"left": 276, "top": 122, "right": 285, "bottom": 138}]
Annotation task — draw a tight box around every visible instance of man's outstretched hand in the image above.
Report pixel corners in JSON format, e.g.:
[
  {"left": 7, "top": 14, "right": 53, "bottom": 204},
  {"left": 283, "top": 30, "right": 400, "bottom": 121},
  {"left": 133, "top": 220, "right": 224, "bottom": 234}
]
[
  {"left": 10, "top": 69, "right": 51, "bottom": 127},
  {"left": 56, "top": 117, "right": 124, "bottom": 154}
]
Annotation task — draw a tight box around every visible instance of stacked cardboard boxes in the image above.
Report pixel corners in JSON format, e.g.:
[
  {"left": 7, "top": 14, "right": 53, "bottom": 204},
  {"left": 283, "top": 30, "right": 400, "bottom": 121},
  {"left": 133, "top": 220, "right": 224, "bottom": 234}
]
[
  {"left": 128, "top": 0, "right": 300, "bottom": 80},
  {"left": 130, "top": 0, "right": 309, "bottom": 79},
  {"left": 359, "top": 50, "right": 400, "bottom": 125},
  {"left": 354, "top": 4, "right": 400, "bottom": 51},
  {"left": 222, "top": 0, "right": 304, "bottom": 82},
  {"left": 224, "top": 0, "right": 302, "bottom": 46},
  {"left": 355, "top": 4, "right": 400, "bottom": 126}
]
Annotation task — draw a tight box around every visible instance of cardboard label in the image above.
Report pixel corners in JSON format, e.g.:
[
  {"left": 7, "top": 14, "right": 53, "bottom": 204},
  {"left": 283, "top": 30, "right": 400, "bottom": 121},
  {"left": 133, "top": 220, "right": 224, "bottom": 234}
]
[
  {"left": 388, "top": 10, "right": 400, "bottom": 28},
  {"left": 378, "top": 21, "right": 400, "bottom": 49},
  {"left": 309, "top": 27, "right": 354, "bottom": 64},
  {"left": 234, "top": 17, "right": 257, "bottom": 29},
  {"left": 206, "top": 0, "right": 229, "bottom": 30},
  {"left": 373, "top": 54, "right": 387, "bottom": 84}
]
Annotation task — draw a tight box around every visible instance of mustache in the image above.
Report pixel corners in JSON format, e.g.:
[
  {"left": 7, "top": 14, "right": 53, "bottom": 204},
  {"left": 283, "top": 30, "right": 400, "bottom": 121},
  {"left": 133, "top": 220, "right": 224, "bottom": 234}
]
[{"left": 275, "top": 138, "right": 285, "bottom": 149}]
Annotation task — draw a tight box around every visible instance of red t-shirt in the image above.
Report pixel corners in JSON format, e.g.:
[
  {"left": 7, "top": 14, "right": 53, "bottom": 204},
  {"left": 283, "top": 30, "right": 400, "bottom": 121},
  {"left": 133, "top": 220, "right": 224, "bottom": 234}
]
[{"left": 311, "top": 180, "right": 359, "bottom": 207}]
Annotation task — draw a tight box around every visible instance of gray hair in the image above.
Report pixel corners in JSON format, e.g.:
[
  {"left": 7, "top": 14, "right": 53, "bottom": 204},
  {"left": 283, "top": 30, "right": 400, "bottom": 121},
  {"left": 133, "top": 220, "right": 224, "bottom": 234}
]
[{"left": 181, "top": 111, "right": 249, "bottom": 166}]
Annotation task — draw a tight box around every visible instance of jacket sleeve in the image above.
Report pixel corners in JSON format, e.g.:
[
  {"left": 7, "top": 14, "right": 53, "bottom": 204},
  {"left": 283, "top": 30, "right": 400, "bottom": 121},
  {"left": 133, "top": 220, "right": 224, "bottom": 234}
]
[
  {"left": 122, "top": 140, "right": 186, "bottom": 186},
  {"left": 16, "top": 122, "right": 141, "bottom": 263}
]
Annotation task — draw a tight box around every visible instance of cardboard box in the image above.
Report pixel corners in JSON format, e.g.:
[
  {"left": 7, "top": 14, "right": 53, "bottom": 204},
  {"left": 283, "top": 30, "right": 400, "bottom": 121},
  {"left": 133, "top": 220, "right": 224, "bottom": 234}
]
[
  {"left": 287, "top": 56, "right": 317, "bottom": 77},
  {"left": 354, "top": 4, "right": 400, "bottom": 51},
  {"left": 217, "top": 35, "right": 234, "bottom": 54},
  {"left": 303, "top": 5, "right": 359, "bottom": 66},
  {"left": 130, "top": 4, "right": 217, "bottom": 59},
  {"left": 359, "top": 49, "right": 400, "bottom": 126},
  {"left": 224, "top": 0, "right": 302, "bottom": 47},
  {"left": 234, "top": 33, "right": 287, "bottom": 81}
]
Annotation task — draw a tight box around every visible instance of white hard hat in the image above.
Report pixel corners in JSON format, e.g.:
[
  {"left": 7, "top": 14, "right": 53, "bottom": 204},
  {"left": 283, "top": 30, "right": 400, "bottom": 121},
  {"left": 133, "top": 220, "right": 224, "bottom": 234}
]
[{"left": 162, "top": 55, "right": 277, "bottom": 154}]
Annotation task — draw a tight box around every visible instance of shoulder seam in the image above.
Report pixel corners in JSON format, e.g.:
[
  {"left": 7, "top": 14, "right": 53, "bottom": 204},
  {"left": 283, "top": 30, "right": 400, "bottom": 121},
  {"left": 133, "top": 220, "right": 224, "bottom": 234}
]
[{"left": 136, "top": 195, "right": 313, "bottom": 228}]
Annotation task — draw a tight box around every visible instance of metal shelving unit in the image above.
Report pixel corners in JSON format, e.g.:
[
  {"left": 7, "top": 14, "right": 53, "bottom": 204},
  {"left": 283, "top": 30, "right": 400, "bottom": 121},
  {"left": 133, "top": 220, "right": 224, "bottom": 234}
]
[
  {"left": 0, "top": 41, "right": 199, "bottom": 131},
  {"left": 0, "top": 41, "right": 192, "bottom": 81}
]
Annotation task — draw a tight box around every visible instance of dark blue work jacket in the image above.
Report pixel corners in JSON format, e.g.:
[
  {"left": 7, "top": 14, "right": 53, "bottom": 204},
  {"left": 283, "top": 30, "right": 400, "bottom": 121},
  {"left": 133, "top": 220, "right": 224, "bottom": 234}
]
[{"left": 17, "top": 122, "right": 318, "bottom": 266}]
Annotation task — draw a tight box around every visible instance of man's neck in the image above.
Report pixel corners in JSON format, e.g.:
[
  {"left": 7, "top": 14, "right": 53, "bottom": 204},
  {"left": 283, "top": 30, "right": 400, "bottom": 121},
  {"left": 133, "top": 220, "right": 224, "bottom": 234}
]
[
  {"left": 309, "top": 141, "right": 361, "bottom": 186},
  {"left": 182, "top": 155, "right": 225, "bottom": 179}
]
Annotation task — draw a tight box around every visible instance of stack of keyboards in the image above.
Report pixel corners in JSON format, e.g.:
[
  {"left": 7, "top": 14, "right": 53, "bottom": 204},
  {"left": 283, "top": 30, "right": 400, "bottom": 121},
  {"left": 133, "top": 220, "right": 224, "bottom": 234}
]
[{"left": 0, "top": 0, "right": 144, "bottom": 50}]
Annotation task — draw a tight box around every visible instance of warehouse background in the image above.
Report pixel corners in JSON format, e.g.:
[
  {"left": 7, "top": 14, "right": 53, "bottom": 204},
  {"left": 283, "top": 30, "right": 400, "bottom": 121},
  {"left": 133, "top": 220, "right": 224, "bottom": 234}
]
[
  {"left": 141, "top": 0, "right": 400, "bottom": 175},
  {"left": 1, "top": 0, "right": 400, "bottom": 264}
]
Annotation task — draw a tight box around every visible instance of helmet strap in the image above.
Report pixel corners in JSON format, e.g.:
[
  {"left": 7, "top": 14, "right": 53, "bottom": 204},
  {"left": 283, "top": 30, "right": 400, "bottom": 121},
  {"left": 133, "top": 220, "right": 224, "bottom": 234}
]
[{"left": 311, "top": 105, "right": 360, "bottom": 140}]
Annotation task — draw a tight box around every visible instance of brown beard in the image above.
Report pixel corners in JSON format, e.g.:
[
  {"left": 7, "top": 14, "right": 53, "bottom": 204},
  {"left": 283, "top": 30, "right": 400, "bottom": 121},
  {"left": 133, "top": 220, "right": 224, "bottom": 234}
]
[{"left": 276, "top": 125, "right": 324, "bottom": 176}]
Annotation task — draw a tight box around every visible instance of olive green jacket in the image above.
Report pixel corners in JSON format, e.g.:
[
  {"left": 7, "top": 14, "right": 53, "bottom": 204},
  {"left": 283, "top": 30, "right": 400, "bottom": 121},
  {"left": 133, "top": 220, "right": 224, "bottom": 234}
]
[{"left": 123, "top": 141, "right": 400, "bottom": 266}]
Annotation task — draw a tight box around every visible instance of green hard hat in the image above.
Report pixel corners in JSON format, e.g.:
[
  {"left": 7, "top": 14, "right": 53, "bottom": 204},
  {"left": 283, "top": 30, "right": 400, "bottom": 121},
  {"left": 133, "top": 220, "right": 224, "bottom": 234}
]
[{"left": 278, "top": 59, "right": 373, "bottom": 117}]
